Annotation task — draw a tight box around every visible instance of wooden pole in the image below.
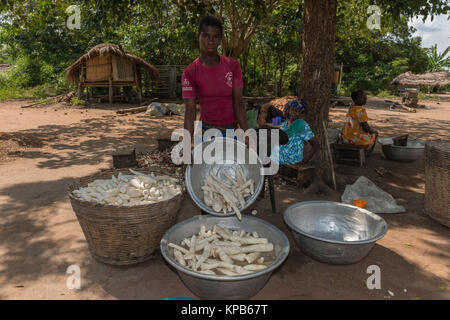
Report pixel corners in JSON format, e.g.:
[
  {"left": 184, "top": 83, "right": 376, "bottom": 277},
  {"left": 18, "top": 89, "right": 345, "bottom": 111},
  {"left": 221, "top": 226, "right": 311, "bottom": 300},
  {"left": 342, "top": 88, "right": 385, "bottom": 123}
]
[
  {"left": 134, "top": 63, "right": 142, "bottom": 103},
  {"left": 169, "top": 66, "right": 176, "bottom": 99},
  {"left": 109, "top": 57, "right": 113, "bottom": 104},
  {"left": 109, "top": 79, "right": 113, "bottom": 104},
  {"left": 77, "top": 81, "right": 82, "bottom": 99},
  {"left": 337, "top": 62, "right": 343, "bottom": 93},
  {"left": 322, "top": 120, "right": 337, "bottom": 190}
]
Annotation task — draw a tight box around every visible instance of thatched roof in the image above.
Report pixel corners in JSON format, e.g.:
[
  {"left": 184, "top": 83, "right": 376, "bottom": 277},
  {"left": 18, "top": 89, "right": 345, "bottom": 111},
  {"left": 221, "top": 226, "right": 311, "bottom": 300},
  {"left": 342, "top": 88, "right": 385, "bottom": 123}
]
[
  {"left": 391, "top": 71, "right": 450, "bottom": 88},
  {"left": 65, "top": 43, "right": 159, "bottom": 84}
]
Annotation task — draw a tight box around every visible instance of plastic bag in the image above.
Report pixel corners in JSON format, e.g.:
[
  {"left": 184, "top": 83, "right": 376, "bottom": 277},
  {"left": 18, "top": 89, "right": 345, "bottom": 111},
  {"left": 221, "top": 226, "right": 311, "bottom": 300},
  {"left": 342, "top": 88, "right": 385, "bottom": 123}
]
[
  {"left": 341, "top": 176, "right": 405, "bottom": 213},
  {"left": 168, "top": 103, "right": 185, "bottom": 116},
  {"left": 146, "top": 102, "right": 165, "bottom": 117}
]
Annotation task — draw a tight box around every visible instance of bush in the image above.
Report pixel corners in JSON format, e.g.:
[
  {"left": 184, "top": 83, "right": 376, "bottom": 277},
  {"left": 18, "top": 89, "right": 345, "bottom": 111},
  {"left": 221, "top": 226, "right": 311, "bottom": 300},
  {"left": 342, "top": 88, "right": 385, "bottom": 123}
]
[
  {"left": 70, "top": 97, "right": 86, "bottom": 106},
  {"left": 336, "top": 85, "right": 351, "bottom": 97},
  {"left": 0, "top": 71, "right": 34, "bottom": 100},
  {"left": 8, "top": 56, "right": 56, "bottom": 88}
]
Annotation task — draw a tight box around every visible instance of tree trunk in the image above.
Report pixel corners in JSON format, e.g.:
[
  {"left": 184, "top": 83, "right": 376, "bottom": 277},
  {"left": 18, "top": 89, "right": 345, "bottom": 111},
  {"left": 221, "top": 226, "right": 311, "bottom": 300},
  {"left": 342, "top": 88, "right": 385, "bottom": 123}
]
[
  {"left": 298, "top": 0, "right": 337, "bottom": 192},
  {"left": 240, "top": 46, "right": 250, "bottom": 96},
  {"left": 273, "top": 67, "right": 277, "bottom": 96},
  {"left": 253, "top": 51, "right": 256, "bottom": 90},
  {"left": 276, "top": 52, "right": 287, "bottom": 97},
  {"left": 299, "top": 0, "right": 337, "bottom": 140},
  {"left": 261, "top": 48, "right": 269, "bottom": 92}
]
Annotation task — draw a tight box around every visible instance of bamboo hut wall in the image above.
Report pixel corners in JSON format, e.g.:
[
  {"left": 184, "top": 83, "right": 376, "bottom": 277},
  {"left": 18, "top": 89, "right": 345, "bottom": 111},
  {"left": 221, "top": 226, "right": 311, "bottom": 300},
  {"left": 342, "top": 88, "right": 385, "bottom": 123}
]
[
  {"left": 112, "top": 56, "right": 135, "bottom": 82},
  {"left": 85, "top": 55, "right": 111, "bottom": 81}
]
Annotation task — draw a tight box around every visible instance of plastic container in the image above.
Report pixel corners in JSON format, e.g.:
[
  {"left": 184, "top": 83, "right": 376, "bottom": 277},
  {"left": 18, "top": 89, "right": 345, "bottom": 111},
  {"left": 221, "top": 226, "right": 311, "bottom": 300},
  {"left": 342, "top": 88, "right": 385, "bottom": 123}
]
[{"left": 353, "top": 199, "right": 368, "bottom": 208}]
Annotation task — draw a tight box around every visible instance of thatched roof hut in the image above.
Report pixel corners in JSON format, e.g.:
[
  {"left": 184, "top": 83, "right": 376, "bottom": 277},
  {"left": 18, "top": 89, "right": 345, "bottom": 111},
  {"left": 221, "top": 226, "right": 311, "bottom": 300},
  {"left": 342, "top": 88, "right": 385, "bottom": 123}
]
[
  {"left": 391, "top": 71, "right": 450, "bottom": 88},
  {"left": 65, "top": 43, "right": 159, "bottom": 103}
]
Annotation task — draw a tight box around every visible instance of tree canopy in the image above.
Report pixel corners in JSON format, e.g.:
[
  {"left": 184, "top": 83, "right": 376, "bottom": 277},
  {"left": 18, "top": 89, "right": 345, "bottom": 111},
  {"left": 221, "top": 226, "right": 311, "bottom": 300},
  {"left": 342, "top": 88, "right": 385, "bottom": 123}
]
[{"left": 0, "top": 0, "right": 448, "bottom": 96}]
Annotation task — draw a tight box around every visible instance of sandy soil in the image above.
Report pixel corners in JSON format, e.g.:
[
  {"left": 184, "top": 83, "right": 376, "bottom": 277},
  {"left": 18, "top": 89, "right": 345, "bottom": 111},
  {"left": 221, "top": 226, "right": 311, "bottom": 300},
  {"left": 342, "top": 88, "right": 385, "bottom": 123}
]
[{"left": 0, "top": 97, "right": 448, "bottom": 300}]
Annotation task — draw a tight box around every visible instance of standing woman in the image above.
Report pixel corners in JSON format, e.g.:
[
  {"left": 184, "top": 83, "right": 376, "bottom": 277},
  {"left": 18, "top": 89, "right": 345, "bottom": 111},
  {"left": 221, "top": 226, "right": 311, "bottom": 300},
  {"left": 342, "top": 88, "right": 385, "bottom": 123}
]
[{"left": 182, "top": 16, "right": 249, "bottom": 147}]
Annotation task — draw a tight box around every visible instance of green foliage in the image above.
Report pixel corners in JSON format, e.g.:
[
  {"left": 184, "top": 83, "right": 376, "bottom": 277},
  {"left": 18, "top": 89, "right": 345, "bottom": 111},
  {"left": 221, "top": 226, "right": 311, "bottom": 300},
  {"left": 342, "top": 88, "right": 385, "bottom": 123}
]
[
  {"left": 70, "top": 97, "right": 86, "bottom": 106},
  {"left": 336, "top": 8, "right": 430, "bottom": 94},
  {"left": 418, "top": 92, "right": 440, "bottom": 100},
  {"left": 376, "top": 90, "right": 397, "bottom": 98},
  {"left": 8, "top": 56, "right": 57, "bottom": 88},
  {"left": 426, "top": 44, "right": 450, "bottom": 72},
  {"left": 0, "top": 0, "right": 448, "bottom": 99}
]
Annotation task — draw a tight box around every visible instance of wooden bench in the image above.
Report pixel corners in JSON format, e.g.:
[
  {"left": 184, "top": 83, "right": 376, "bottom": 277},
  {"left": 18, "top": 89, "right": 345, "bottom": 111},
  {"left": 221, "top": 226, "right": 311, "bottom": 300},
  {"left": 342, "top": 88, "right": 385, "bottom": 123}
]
[{"left": 332, "top": 143, "right": 366, "bottom": 167}]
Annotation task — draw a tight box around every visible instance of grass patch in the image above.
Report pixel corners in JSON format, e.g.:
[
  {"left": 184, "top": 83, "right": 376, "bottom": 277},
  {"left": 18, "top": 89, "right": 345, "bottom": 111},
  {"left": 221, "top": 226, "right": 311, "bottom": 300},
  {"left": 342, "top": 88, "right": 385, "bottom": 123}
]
[
  {"left": 418, "top": 92, "right": 441, "bottom": 101},
  {"left": 0, "top": 86, "right": 35, "bottom": 101},
  {"left": 376, "top": 90, "right": 398, "bottom": 99}
]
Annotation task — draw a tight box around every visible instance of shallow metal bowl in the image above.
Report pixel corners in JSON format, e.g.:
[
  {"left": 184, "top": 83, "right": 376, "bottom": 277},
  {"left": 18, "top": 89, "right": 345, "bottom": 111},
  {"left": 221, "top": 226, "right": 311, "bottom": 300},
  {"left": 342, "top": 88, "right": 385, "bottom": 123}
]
[
  {"left": 283, "top": 201, "right": 387, "bottom": 265},
  {"left": 185, "top": 137, "right": 264, "bottom": 216},
  {"left": 379, "top": 137, "right": 425, "bottom": 162},
  {"left": 160, "top": 215, "right": 290, "bottom": 300}
]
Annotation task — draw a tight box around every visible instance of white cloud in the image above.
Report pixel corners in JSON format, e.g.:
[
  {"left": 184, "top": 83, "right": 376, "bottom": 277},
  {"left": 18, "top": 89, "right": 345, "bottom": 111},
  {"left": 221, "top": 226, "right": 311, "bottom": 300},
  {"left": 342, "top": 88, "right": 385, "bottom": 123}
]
[{"left": 409, "top": 15, "right": 450, "bottom": 53}]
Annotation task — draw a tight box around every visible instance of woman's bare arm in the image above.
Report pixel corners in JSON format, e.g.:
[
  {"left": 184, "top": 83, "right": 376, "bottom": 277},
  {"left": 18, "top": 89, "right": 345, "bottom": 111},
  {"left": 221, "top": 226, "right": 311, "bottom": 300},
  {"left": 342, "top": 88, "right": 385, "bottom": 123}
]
[
  {"left": 361, "top": 122, "right": 378, "bottom": 135},
  {"left": 183, "top": 98, "right": 197, "bottom": 170},
  {"left": 184, "top": 98, "right": 197, "bottom": 140}
]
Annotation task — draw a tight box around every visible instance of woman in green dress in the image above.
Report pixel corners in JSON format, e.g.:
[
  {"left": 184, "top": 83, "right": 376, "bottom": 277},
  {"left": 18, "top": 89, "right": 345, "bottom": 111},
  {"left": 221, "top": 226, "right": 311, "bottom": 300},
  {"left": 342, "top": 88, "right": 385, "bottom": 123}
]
[{"left": 270, "top": 100, "right": 319, "bottom": 165}]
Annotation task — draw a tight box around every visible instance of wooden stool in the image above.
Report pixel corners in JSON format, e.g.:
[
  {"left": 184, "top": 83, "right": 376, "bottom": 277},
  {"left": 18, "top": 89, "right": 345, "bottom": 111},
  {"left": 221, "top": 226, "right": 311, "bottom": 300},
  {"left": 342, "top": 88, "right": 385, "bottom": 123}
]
[
  {"left": 280, "top": 164, "right": 315, "bottom": 187},
  {"left": 393, "top": 134, "right": 408, "bottom": 146},
  {"left": 258, "top": 175, "right": 276, "bottom": 213},
  {"left": 332, "top": 143, "right": 366, "bottom": 167},
  {"left": 112, "top": 148, "right": 137, "bottom": 168}
]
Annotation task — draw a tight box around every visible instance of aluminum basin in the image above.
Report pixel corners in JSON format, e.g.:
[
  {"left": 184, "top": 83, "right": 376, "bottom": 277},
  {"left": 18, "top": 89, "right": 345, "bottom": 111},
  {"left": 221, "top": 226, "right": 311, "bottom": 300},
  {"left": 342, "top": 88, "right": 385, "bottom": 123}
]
[
  {"left": 379, "top": 137, "right": 425, "bottom": 162},
  {"left": 160, "top": 215, "right": 290, "bottom": 300},
  {"left": 283, "top": 201, "right": 387, "bottom": 265},
  {"left": 185, "top": 137, "right": 264, "bottom": 216}
]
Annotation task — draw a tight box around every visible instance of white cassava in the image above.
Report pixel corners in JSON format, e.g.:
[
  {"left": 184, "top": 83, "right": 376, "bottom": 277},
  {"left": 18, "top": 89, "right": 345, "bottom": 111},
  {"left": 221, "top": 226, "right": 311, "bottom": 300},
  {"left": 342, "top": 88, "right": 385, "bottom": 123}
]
[
  {"left": 169, "top": 225, "right": 275, "bottom": 277},
  {"left": 72, "top": 169, "right": 181, "bottom": 207}
]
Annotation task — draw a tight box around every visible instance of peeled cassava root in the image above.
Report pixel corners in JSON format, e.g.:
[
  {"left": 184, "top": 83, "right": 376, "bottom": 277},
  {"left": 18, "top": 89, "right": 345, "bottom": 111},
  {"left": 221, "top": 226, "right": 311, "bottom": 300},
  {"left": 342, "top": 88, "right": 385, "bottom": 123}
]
[
  {"left": 202, "top": 167, "right": 254, "bottom": 220},
  {"left": 72, "top": 168, "right": 182, "bottom": 206},
  {"left": 169, "top": 225, "right": 275, "bottom": 276}
]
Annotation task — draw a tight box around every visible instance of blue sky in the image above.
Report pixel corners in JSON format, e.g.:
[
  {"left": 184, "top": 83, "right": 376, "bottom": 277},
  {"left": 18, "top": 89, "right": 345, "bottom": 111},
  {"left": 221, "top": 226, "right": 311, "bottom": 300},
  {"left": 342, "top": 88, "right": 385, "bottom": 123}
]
[{"left": 409, "top": 14, "right": 450, "bottom": 53}]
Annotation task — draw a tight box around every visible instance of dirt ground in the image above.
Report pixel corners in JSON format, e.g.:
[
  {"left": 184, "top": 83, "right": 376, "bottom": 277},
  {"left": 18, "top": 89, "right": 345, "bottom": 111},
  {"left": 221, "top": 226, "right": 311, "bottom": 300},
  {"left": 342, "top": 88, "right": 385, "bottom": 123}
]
[{"left": 0, "top": 97, "right": 448, "bottom": 300}]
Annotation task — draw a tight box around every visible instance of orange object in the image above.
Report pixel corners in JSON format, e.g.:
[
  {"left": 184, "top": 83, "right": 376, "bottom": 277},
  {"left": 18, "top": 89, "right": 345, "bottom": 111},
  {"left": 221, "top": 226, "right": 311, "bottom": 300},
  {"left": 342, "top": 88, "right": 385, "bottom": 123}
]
[{"left": 353, "top": 199, "right": 367, "bottom": 208}]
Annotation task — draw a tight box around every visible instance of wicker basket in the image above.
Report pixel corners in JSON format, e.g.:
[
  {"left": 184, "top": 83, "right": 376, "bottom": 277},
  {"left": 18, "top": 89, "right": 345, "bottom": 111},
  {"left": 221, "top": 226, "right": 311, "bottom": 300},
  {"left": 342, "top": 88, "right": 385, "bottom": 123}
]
[
  {"left": 68, "top": 167, "right": 184, "bottom": 265},
  {"left": 425, "top": 140, "right": 450, "bottom": 228}
]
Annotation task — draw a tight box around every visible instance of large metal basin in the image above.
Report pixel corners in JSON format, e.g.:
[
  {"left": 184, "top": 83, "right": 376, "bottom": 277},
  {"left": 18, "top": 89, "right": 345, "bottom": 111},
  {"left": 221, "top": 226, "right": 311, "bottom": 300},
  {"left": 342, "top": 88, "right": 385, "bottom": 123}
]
[
  {"left": 185, "top": 137, "right": 264, "bottom": 216},
  {"left": 379, "top": 137, "right": 425, "bottom": 162},
  {"left": 160, "top": 215, "right": 290, "bottom": 300},
  {"left": 283, "top": 201, "right": 387, "bottom": 265}
]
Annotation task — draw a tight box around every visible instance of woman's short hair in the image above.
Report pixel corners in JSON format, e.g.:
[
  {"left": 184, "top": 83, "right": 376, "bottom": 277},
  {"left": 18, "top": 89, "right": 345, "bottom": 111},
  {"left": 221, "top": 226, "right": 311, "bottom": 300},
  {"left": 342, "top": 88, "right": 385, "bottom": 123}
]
[
  {"left": 198, "top": 16, "right": 223, "bottom": 34},
  {"left": 351, "top": 90, "right": 367, "bottom": 105}
]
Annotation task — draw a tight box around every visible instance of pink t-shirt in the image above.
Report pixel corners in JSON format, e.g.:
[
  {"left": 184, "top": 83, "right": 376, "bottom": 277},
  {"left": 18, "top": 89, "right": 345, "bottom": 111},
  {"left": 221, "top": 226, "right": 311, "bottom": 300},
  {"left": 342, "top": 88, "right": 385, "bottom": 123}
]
[{"left": 182, "top": 55, "right": 243, "bottom": 126}]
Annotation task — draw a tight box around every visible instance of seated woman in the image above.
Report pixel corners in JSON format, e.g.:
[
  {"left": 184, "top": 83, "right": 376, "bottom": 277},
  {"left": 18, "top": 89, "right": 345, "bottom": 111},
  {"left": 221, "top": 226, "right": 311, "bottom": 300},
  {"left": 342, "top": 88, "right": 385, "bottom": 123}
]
[
  {"left": 270, "top": 100, "right": 319, "bottom": 165},
  {"left": 342, "top": 90, "right": 378, "bottom": 156}
]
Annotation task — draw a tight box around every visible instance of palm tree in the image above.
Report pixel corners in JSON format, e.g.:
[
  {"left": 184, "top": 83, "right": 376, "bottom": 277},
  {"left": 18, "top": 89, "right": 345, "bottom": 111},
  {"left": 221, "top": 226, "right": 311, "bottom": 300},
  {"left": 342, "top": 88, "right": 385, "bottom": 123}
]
[{"left": 427, "top": 44, "right": 450, "bottom": 72}]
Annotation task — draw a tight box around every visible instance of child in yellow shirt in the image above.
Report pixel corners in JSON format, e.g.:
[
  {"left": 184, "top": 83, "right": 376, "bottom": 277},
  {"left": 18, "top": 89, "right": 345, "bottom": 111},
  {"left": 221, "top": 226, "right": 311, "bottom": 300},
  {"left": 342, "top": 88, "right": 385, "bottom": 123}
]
[{"left": 342, "top": 90, "right": 378, "bottom": 156}]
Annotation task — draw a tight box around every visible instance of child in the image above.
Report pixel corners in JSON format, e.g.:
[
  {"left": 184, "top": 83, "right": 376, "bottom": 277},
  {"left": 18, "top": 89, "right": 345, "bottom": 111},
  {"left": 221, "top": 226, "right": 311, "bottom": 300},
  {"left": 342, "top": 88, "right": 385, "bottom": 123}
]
[{"left": 342, "top": 90, "right": 378, "bottom": 156}]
